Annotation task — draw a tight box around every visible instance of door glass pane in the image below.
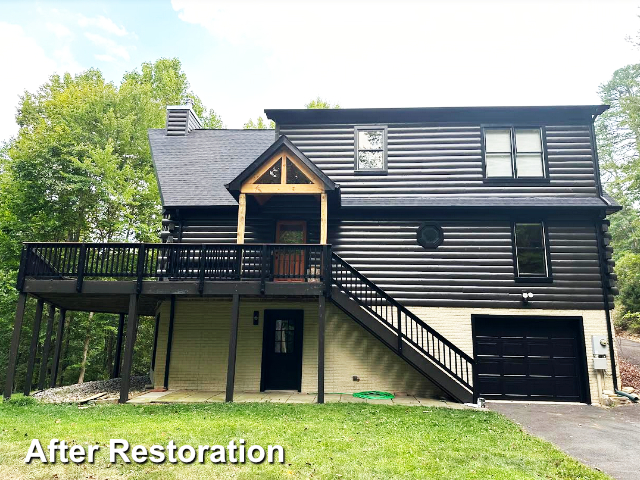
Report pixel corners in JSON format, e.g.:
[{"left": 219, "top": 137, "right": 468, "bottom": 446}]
[
  {"left": 515, "top": 223, "right": 544, "bottom": 248},
  {"left": 256, "top": 158, "right": 282, "bottom": 184},
  {"left": 358, "top": 130, "right": 384, "bottom": 150},
  {"left": 286, "top": 158, "right": 313, "bottom": 184},
  {"left": 485, "top": 153, "right": 512, "bottom": 177},
  {"left": 357, "top": 150, "right": 384, "bottom": 169},
  {"left": 516, "top": 153, "right": 544, "bottom": 177},
  {"left": 274, "top": 319, "right": 294, "bottom": 354},
  {"left": 516, "top": 129, "right": 542, "bottom": 152},
  {"left": 485, "top": 129, "right": 511, "bottom": 153},
  {"left": 277, "top": 223, "right": 305, "bottom": 243}
]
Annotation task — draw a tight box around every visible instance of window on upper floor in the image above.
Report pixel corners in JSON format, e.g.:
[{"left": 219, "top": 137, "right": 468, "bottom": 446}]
[
  {"left": 355, "top": 126, "right": 387, "bottom": 172},
  {"left": 513, "top": 222, "right": 552, "bottom": 281},
  {"left": 483, "top": 127, "right": 547, "bottom": 179}
]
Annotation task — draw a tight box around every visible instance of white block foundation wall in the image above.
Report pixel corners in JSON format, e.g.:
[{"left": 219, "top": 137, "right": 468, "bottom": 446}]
[
  {"left": 152, "top": 298, "right": 444, "bottom": 398},
  {"left": 150, "top": 298, "right": 618, "bottom": 404}
]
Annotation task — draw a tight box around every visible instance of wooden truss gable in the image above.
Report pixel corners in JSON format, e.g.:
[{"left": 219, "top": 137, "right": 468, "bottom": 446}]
[{"left": 240, "top": 149, "right": 326, "bottom": 194}]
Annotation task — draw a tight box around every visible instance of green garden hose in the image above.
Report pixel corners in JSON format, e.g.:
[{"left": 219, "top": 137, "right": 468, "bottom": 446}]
[{"left": 353, "top": 391, "right": 395, "bottom": 400}]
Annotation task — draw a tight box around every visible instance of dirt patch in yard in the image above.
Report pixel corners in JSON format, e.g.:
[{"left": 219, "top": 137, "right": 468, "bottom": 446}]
[{"left": 32, "top": 375, "right": 149, "bottom": 403}]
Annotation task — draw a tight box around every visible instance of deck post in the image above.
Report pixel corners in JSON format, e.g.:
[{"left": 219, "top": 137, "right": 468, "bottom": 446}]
[
  {"left": 50, "top": 308, "right": 66, "bottom": 388},
  {"left": 119, "top": 294, "right": 139, "bottom": 403},
  {"left": 236, "top": 193, "right": 246, "bottom": 244},
  {"left": 318, "top": 295, "right": 326, "bottom": 404},
  {"left": 23, "top": 299, "right": 44, "bottom": 396},
  {"left": 225, "top": 294, "right": 241, "bottom": 402},
  {"left": 3, "top": 292, "right": 28, "bottom": 400},
  {"left": 163, "top": 296, "right": 176, "bottom": 390},
  {"left": 320, "top": 193, "right": 328, "bottom": 244},
  {"left": 111, "top": 313, "right": 125, "bottom": 379},
  {"left": 38, "top": 305, "right": 56, "bottom": 390}
]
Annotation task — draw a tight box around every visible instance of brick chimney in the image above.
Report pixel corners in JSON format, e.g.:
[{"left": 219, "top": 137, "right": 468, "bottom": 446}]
[{"left": 166, "top": 98, "right": 202, "bottom": 136}]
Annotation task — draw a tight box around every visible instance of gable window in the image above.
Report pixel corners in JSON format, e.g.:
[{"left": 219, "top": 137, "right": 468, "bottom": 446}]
[
  {"left": 484, "top": 127, "right": 546, "bottom": 179},
  {"left": 355, "top": 126, "right": 387, "bottom": 172},
  {"left": 513, "top": 222, "right": 551, "bottom": 281}
]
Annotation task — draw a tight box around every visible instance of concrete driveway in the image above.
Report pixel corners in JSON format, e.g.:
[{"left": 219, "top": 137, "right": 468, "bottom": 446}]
[
  {"left": 489, "top": 403, "right": 640, "bottom": 479},
  {"left": 617, "top": 337, "right": 640, "bottom": 367}
]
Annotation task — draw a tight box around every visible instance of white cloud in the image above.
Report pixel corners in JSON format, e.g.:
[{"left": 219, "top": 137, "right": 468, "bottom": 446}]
[
  {"left": 0, "top": 22, "right": 84, "bottom": 141},
  {"left": 77, "top": 14, "right": 129, "bottom": 37},
  {"left": 84, "top": 32, "right": 131, "bottom": 61},
  {"left": 95, "top": 54, "right": 116, "bottom": 63},
  {"left": 46, "top": 22, "right": 72, "bottom": 39},
  {"left": 172, "top": 0, "right": 640, "bottom": 127}
]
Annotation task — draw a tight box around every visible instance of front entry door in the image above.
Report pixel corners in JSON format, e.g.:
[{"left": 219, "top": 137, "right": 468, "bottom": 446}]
[
  {"left": 274, "top": 221, "right": 307, "bottom": 281},
  {"left": 261, "top": 310, "right": 304, "bottom": 391}
]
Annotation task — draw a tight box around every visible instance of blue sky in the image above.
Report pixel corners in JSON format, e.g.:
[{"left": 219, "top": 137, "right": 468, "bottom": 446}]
[{"left": 1, "top": 0, "right": 639, "bottom": 142}]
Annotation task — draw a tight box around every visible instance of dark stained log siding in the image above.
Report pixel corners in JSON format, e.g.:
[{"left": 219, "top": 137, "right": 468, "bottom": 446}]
[
  {"left": 279, "top": 124, "right": 597, "bottom": 197},
  {"left": 329, "top": 218, "right": 604, "bottom": 309}
]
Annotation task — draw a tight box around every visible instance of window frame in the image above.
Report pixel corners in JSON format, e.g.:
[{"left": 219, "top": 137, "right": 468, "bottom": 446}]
[
  {"left": 481, "top": 126, "right": 550, "bottom": 183},
  {"left": 354, "top": 125, "right": 388, "bottom": 174},
  {"left": 417, "top": 222, "right": 444, "bottom": 249},
  {"left": 511, "top": 221, "right": 553, "bottom": 283}
]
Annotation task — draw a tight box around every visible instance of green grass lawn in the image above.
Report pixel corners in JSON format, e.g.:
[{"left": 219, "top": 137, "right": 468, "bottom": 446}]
[{"left": 0, "top": 397, "right": 610, "bottom": 480}]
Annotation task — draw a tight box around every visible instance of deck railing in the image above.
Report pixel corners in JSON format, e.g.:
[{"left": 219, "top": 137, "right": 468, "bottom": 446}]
[{"left": 17, "top": 243, "right": 327, "bottom": 293}]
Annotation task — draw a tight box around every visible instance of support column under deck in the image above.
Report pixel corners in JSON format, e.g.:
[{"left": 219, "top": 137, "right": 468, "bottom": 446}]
[
  {"left": 3, "top": 292, "right": 28, "bottom": 400},
  {"left": 23, "top": 299, "right": 44, "bottom": 396},
  {"left": 112, "top": 313, "right": 125, "bottom": 379},
  {"left": 120, "top": 294, "right": 139, "bottom": 403},
  {"left": 225, "top": 294, "right": 241, "bottom": 402},
  {"left": 163, "top": 296, "right": 176, "bottom": 390}
]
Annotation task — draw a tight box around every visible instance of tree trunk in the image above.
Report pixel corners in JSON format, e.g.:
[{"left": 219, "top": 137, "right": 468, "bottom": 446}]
[
  {"left": 59, "top": 312, "right": 73, "bottom": 386},
  {"left": 78, "top": 312, "right": 94, "bottom": 384}
]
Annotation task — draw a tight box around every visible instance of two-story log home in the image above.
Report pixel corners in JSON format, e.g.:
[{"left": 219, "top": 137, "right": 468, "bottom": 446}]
[{"left": 4, "top": 103, "right": 621, "bottom": 406}]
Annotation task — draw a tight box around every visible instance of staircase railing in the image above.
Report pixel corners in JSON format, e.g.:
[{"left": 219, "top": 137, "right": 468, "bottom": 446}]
[{"left": 331, "top": 253, "right": 473, "bottom": 391}]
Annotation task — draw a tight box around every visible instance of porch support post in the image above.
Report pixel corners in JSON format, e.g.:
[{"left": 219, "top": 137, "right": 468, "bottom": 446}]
[
  {"left": 38, "top": 305, "right": 56, "bottom": 390},
  {"left": 50, "top": 308, "right": 66, "bottom": 388},
  {"left": 111, "top": 313, "right": 125, "bottom": 379},
  {"left": 236, "top": 193, "right": 246, "bottom": 244},
  {"left": 119, "top": 294, "right": 139, "bottom": 403},
  {"left": 3, "top": 292, "right": 28, "bottom": 400},
  {"left": 320, "top": 192, "right": 328, "bottom": 244},
  {"left": 23, "top": 299, "right": 44, "bottom": 396},
  {"left": 317, "top": 295, "right": 326, "bottom": 404},
  {"left": 163, "top": 296, "right": 176, "bottom": 390},
  {"left": 225, "top": 294, "right": 241, "bottom": 402}
]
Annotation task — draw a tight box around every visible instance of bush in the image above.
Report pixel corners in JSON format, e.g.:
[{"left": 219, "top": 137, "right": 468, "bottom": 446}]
[
  {"left": 2, "top": 394, "right": 38, "bottom": 407},
  {"left": 616, "top": 312, "right": 640, "bottom": 334}
]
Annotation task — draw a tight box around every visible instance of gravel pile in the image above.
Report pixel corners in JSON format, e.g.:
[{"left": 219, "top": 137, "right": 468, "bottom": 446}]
[
  {"left": 620, "top": 359, "right": 640, "bottom": 391},
  {"left": 33, "top": 376, "right": 150, "bottom": 403}
]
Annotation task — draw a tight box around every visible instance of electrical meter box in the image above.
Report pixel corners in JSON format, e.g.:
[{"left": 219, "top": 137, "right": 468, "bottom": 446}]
[
  {"left": 592, "top": 335, "right": 609, "bottom": 356},
  {"left": 593, "top": 357, "right": 608, "bottom": 371}
]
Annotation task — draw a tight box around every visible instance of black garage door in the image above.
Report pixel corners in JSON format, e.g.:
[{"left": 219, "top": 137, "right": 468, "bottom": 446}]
[{"left": 473, "top": 316, "right": 589, "bottom": 403}]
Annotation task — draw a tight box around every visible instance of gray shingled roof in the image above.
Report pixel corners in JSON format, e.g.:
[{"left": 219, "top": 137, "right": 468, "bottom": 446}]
[
  {"left": 149, "top": 129, "right": 275, "bottom": 207},
  {"left": 341, "top": 196, "right": 613, "bottom": 208}
]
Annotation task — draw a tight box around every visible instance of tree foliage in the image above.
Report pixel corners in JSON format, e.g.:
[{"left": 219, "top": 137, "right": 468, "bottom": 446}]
[
  {"left": 305, "top": 96, "right": 340, "bottom": 109},
  {"left": 0, "top": 58, "right": 220, "bottom": 392}
]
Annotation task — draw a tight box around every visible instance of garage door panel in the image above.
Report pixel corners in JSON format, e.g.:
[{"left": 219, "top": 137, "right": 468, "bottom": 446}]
[
  {"left": 474, "top": 316, "right": 587, "bottom": 403},
  {"left": 528, "top": 358, "right": 554, "bottom": 377}
]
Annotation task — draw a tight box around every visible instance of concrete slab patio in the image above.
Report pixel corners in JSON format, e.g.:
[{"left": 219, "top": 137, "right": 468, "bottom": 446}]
[
  {"left": 489, "top": 402, "right": 640, "bottom": 480},
  {"left": 128, "top": 390, "right": 464, "bottom": 408}
]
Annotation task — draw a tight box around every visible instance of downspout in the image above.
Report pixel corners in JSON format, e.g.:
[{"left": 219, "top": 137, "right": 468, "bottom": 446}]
[{"left": 590, "top": 116, "right": 619, "bottom": 390}]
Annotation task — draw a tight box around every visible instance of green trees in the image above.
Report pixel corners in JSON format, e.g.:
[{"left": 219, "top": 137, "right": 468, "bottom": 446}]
[
  {"left": 0, "top": 58, "right": 221, "bottom": 391},
  {"left": 243, "top": 97, "right": 340, "bottom": 129},
  {"left": 598, "top": 63, "right": 640, "bottom": 332}
]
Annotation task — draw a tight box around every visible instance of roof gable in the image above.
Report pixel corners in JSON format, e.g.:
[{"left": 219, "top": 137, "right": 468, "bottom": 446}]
[{"left": 226, "top": 135, "right": 336, "bottom": 192}]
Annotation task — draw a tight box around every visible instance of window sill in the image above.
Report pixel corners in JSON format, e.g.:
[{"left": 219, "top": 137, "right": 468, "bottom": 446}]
[
  {"left": 515, "top": 277, "right": 553, "bottom": 284},
  {"left": 483, "top": 177, "right": 550, "bottom": 185},
  {"left": 354, "top": 170, "right": 388, "bottom": 176}
]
